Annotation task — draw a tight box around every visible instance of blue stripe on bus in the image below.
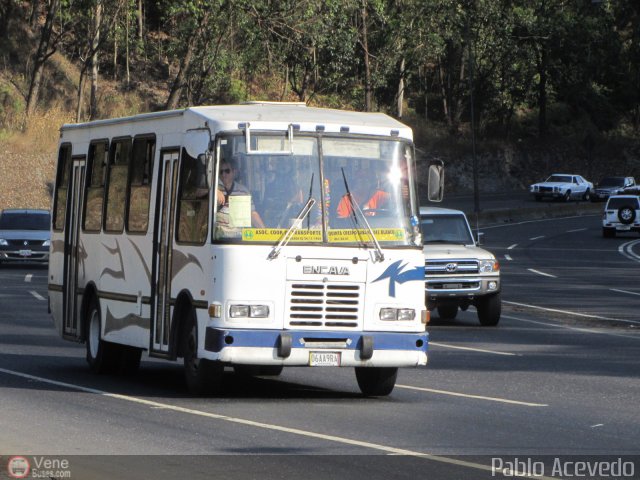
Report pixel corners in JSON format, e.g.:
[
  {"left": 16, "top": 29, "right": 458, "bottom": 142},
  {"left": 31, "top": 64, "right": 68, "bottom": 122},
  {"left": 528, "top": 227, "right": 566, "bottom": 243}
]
[{"left": 204, "top": 328, "right": 428, "bottom": 354}]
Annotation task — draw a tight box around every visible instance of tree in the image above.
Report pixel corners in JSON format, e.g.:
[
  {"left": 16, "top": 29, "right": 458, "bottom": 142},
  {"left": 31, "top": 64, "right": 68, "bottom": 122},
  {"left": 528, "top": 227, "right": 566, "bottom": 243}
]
[{"left": 26, "top": 0, "right": 61, "bottom": 117}]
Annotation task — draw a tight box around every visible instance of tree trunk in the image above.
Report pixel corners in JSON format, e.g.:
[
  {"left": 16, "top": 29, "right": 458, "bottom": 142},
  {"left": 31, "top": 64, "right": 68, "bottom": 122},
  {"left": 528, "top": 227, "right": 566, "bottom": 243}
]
[
  {"left": 29, "top": 0, "right": 40, "bottom": 29},
  {"left": 361, "top": 0, "right": 372, "bottom": 112},
  {"left": 76, "top": 68, "right": 86, "bottom": 122},
  {"left": 136, "top": 0, "right": 143, "bottom": 41},
  {"left": 396, "top": 57, "right": 405, "bottom": 118},
  {"left": 165, "top": 11, "right": 210, "bottom": 110},
  {"left": 90, "top": 0, "right": 102, "bottom": 120},
  {"left": 537, "top": 42, "right": 548, "bottom": 139},
  {"left": 26, "top": 0, "right": 60, "bottom": 117}
]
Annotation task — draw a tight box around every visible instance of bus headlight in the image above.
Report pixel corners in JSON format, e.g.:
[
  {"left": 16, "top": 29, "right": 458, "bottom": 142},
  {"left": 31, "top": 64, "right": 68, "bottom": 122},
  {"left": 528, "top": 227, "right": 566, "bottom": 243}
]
[
  {"left": 0, "top": 239, "right": 7, "bottom": 246},
  {"left": 380, "top": 308, "right": 416, "bottom": 321},
  {"left": 229, "top": 304, "right": 270, "bottom": 318}
]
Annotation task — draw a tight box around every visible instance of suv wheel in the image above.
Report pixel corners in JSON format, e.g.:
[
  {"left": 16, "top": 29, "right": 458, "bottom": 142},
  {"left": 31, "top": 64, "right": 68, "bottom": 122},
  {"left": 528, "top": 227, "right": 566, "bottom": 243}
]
[
  {"left": 617, "top": 206, "right": 636, "bottom": 225},
  {"left": 476, "top": 293, "right": 501, "bottom": 326},
  {"left": 437, "top": 304, "right": 458, "bottom": 320},
  {"left": 582, "top": 189, "right": 591, "bottom": 201}
]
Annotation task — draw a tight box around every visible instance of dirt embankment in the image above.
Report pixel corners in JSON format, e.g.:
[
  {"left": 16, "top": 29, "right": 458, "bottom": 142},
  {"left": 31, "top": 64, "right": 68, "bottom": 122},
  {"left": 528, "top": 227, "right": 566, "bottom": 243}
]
[{"left": 0, "top": 148, "right": 55, "bottom": 211}]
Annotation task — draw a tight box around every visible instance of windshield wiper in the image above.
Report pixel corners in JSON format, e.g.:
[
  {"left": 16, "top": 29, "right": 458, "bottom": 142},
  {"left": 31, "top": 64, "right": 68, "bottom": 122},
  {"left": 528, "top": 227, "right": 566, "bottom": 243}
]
[
  {"left": 268, "top": 197, "right": 316, "bottom": 260},
  {"left": 341, "top": 168, "right": 384, "bottom": 262}
]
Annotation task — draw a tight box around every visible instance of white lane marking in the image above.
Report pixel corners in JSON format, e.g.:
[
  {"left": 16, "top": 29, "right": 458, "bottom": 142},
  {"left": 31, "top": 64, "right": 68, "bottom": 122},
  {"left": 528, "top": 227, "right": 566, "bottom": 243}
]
[
  {"left": 507, "top": 244, "right": 518, "bottom": 250},
  {"left": 25, "top": 274, "right": 33, "bottom": 283},
  {"left": 429, "top": 341, "right": 517, "bottom": 356},
  {"left": 397, "top": 384, "right": 547, "bottom": 407},
  {"left": 619, "top": 240, "right": 640, "bottom": 263},
  {"left": 503, "top": 313, "right": 640, "bottom": 336},
  {"left": 482, "top": 214, "right": 600, "bottom": 229},
  {"left": 527, "top": 268, "right": 557, "bottom": 278},
  {"left": 506, "top": 314, "right": 640, "bottom": 341},
  {"left": 504, "top": 254, "right": 512, "bottom": 261},
  {"left": 566, "top": 228, "right": 587, "bottom": 233},
  {"left": 610, "top": 288, "right": 640, "bottom": 297},
  {"left": 591, "top": 424, "right": 604, "bottom": 428},
  {"left": 529, "top": 236, "right": 545, "bottom": 241},
  {"left": 503, "top": 300, "right": 640, "bottom": 325},
  {"left": 29, "top": 290, "right": 45, "bottom": 301},
  {"left": 0, "top": 368, "right": 544, "bottom": 478}
]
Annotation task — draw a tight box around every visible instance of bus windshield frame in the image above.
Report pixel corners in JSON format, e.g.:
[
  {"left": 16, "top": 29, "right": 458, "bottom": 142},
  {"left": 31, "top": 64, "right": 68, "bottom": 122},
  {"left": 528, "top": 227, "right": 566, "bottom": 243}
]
[{"left": 211, "top": 132, "right": 421, "bottom": 247}]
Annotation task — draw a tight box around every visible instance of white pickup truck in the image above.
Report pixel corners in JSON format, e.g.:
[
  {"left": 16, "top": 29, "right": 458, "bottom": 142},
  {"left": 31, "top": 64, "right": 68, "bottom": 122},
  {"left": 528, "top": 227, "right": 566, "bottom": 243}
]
[{"left": 419, "top": 207, "right": 501, "bottom": 326}]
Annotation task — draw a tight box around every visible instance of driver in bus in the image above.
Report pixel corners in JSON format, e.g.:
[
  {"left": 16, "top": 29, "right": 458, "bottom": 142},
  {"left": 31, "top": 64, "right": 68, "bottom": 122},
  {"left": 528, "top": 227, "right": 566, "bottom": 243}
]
[
  {"left": 336, "top": 164, "right": 390, "bottom": 218},
  {"left": 215, "top": 158, "right": 265, "bottom": 238}
]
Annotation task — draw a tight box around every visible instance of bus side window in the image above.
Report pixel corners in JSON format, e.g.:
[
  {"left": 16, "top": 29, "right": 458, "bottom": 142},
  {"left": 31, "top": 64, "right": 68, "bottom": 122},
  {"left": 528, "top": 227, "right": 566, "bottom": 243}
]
[
  {"left": 83, "top": 140, "right": 108, "bottom": 232},
  {"left": 127, "top": 136, "right": 155, "bottom": 233},
  {"left": 176, "top": 148, "right": 209, "bottom": 244},
  {"left": 53, "top": 144, "right": 72, "bottom": 231},
  {"left": 105, "top": 138, "right": 132, "bottom": 232}
]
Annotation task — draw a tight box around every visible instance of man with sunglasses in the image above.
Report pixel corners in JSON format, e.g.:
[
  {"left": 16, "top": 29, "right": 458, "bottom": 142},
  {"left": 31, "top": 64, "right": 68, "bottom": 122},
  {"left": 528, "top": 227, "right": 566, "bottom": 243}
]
[{"left": 215, "top": 158, "right": 265, "bottom": 239}]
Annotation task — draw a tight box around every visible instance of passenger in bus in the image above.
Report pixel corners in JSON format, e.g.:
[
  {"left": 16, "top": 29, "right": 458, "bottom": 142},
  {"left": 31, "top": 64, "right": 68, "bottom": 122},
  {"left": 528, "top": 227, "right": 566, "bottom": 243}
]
[
  {"left": 215, "top": 159, "right": 265, "bottom": 238},
  {"left": 336, "top": 166, "right": 390, "bottom": 218}
]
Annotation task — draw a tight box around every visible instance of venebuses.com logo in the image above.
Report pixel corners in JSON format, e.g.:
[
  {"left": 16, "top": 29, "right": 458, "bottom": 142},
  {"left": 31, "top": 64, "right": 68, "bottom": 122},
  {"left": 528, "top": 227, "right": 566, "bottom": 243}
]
[
  {"left": 7, "top": 456, "right": 30, "bottom": 479},
  {"left": 6, "top": 455, "right": 72, "bottom": 478}
]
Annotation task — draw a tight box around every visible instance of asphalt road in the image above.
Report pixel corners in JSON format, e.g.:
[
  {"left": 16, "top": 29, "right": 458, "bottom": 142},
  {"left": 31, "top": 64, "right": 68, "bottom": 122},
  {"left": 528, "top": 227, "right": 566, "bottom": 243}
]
[{"left": 1, "top": 213, "right": 639, "bottom": 479}]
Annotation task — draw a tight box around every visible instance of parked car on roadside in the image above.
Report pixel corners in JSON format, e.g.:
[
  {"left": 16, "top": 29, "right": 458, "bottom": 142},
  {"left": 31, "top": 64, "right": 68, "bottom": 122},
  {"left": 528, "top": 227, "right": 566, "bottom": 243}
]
[
  {"left": 420, "top": 206, "right": 501, "bottom": 326},
  {"left": 602, "top": 195, "right": 640, "bottom": 238},
  {"left": 591, "top": 176, "right": 636, "bottom": 202},
  {"left": 0, "top": 209, "right": 51, "bottom": 265},
  {"left": 529, "top": 174, "right": 593, "bottom": 202}
]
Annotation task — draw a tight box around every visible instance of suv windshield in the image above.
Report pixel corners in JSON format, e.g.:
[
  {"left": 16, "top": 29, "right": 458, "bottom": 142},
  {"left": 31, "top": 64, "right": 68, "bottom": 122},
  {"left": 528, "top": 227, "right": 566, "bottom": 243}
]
[
  {"left": 606, "top": 197, "right": 640, "bottom": 209},
  {"left": 420, "top": 214, "right": 474, "bottom": 245},
  {"left": 0, "top": 212, "right": 50, "bottom": 230},
  {"left": 211, "top": 133, "right": 420, "bottom": 247}
]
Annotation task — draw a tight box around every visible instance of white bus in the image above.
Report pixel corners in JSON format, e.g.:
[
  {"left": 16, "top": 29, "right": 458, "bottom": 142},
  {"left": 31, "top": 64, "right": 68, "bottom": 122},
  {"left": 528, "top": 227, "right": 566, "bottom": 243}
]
[{"left": 48, "top": 102, "right": 443, "bottom": 396}]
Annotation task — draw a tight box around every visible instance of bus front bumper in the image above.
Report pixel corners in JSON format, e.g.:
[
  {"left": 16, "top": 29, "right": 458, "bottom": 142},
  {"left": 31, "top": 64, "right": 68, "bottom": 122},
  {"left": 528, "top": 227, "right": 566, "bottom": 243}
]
[{"left": 203, "top": 328, "right": 428, "bottom": 367}]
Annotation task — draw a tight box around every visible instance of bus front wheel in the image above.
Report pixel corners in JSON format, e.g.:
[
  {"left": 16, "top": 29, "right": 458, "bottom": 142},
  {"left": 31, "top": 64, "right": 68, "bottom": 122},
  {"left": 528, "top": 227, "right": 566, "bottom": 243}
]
[
  {"left": 355, "top": 367, "right": 398, "bottom": 396},
  {"left": 86, "top": 298, "right": 118, "bottom": 373},
  {"left": 182, "top": 311, "right": 224, "bottom": 396}
]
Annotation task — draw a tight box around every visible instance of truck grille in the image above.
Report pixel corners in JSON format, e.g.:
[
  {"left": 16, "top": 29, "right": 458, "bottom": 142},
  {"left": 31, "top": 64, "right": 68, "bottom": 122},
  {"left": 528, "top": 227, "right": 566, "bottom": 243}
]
[
  {"left": 425, "top": 259, "right": 479, "bottom": 276},
  {"left": 286, "top": 283, "right": 362, "bottom": 329}
]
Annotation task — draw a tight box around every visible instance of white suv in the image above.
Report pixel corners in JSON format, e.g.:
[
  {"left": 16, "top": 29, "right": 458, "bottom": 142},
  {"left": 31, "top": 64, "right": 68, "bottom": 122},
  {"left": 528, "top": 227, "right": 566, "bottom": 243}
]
[
  {"left": 420, "top": 207, "right": 501, "bottom": 326},
  {"left": 602, "top": 195, "right": 640, "bottom": 237}
]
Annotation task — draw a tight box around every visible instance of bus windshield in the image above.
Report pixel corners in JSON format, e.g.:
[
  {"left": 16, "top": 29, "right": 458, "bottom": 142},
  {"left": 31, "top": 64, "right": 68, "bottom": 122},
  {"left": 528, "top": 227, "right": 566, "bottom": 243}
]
[{"left": 213, "top": 133, "right": 419, "bottom": 246}]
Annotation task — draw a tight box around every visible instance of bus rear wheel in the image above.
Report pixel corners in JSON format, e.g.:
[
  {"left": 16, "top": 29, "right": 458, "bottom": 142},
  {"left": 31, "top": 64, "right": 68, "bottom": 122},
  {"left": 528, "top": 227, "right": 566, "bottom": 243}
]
[
  {"left": 182, "top": 310, "right": 224, "bottom": 396},
  {"left": 355, "top": 367, "right": 398, "bottom": 396}
]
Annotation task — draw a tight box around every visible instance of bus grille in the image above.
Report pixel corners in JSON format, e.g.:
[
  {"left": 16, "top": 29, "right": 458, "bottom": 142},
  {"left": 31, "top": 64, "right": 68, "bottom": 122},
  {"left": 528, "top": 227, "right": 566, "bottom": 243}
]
[{"left": 286, "top": 283, "right": 362, "bottom": 329}]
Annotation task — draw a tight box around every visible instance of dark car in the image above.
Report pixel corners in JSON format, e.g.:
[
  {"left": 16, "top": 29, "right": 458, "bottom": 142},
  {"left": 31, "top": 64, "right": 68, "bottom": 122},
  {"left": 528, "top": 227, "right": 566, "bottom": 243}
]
[
  {"left": 591, "top": 176, "right": 636, "bottom": 202},
  {"left": 0, "top": 209, "right": 51, "bottom": 264}
]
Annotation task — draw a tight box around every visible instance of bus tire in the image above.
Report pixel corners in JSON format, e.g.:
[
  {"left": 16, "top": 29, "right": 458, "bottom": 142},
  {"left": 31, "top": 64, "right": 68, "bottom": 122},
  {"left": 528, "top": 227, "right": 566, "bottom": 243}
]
[
  {"left": 182, "top": 310, "right": 224, "bottom": 396},
  {"left": 355, "top": 367, "right": 398, "bottom": 396},
  {"left": 85, "top": 297, "right": 119, "bottom": 374},
  {"left": 117, "top": 346, "right": 142, "bottom": 374}
]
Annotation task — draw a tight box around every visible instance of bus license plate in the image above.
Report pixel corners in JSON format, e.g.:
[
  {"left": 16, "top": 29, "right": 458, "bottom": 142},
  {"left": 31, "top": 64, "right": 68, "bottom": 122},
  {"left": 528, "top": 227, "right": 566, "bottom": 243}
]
[
  {"left": 309, "top": 351, "right": 341, "bottom": 367},
  {"left": 19, "top": 249, "right": 32, "bottom": 257}
]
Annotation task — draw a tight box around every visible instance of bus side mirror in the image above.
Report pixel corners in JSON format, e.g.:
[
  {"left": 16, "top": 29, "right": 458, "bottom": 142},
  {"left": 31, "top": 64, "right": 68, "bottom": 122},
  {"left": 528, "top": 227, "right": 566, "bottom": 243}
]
[{"left": 427, "top": 160, "right": 444, "bottom": 202}]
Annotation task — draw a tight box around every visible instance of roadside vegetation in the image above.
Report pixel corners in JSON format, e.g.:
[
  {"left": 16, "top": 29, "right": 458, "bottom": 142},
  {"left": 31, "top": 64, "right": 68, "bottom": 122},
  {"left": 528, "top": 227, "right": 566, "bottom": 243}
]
[{"left": 0, "top": 0, "right": 639, "bottom": 209}]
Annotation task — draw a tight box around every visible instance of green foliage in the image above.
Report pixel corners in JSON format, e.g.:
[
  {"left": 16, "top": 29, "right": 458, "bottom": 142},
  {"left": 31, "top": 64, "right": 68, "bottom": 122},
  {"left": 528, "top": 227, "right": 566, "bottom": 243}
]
[{"left": 1, "top": 0, "right": 638, "bottom": 140}]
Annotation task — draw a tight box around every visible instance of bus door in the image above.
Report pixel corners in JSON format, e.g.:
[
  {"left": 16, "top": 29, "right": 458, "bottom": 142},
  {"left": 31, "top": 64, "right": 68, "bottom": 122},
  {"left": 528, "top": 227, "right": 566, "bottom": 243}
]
[
  {"left": 150, "top": 150, "right": 179, "bottom": 357},
  {"left": 63, "top": 156, "right": 85, "bottom": 339}
]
